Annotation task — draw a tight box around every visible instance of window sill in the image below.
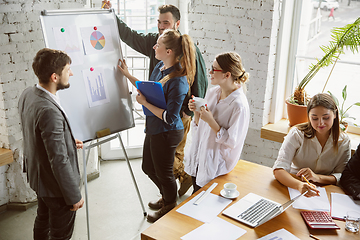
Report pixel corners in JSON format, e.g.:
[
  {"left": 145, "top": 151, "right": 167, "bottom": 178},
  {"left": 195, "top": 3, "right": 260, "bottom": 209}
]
[{"left": 261, "top": 119, "right": 359, "bottom": 155}]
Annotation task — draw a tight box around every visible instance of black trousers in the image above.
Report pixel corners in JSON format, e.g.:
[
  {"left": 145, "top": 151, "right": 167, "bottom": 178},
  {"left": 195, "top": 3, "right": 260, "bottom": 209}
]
[
  {"left": 34, "top": 197, "right": 76, "bottom": 240},
  {"left": 191, "top": 176, "right": 201, "bottom": 194},
  {"left": 142, "top": 130, "right": 183, "bottom": 205}
]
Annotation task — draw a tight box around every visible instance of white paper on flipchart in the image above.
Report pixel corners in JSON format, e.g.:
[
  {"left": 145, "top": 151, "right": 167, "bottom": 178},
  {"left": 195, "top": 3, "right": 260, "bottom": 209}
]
[
  {"left": 288, "top": 187, "right": 330, "bottom": 211},
  {"left": 176, "top": 191, "right": 232, "bottom": 223},
  {"left": 257, "top": 228, "right": 300, "bottom": 240},
  {"left": 331, "top": 192, "right": 360, "bottom": 220},
  {"left": 181, "top": 217, "right": 246, "bottom": 240}
]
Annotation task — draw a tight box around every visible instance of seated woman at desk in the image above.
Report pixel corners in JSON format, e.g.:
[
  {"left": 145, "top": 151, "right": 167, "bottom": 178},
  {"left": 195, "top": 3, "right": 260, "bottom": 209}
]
[
  {"left": 340, "top": 144, "right": 360, "bottom": 200},
  {"left": 273, "top": 93, "right": 351, "bottom": 197},
  {"left": 117, "top": 29, "right": 196, "bottom": 222},
  {"left": 184, "top": 52, "right": 250, "bottom": 193}
]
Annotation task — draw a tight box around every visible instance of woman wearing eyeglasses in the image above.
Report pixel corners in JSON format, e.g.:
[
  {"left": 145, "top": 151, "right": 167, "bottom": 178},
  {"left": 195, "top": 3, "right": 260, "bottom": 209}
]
[{"left": 184, "top": 52, "right": 250, "bottom": 193}]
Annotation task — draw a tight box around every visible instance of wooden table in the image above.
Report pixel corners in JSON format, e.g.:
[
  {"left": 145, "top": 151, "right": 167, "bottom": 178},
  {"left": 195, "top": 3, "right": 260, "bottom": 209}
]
[{"left": 141, "top": 160, "right": 359, "bottom": 239}]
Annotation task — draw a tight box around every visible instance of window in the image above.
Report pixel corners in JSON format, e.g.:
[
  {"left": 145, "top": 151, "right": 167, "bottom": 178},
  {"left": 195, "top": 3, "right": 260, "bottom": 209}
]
[
  {"left": 294, "top": 1, "right": 360, "bottom": 128},
  {"left": 100, "top": 0, "right": 165, "bottom": 160},
  {"left": 272, "top": 0, "right": 360, "bottom": 130}
]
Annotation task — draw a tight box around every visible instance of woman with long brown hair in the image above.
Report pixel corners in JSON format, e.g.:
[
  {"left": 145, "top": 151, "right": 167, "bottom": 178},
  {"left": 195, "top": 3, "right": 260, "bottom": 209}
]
[
  {"left": 273, "top": 93, "right": 351, "bottom": 197},
  {"left": 117, "top": 29, "right": 195, "bottom": 222}
]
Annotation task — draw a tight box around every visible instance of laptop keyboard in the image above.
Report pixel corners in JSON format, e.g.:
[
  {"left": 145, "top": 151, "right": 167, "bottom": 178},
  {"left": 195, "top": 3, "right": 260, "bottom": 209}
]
[{"left": 237, "top": 198, "right": 278, "bottom": 224}]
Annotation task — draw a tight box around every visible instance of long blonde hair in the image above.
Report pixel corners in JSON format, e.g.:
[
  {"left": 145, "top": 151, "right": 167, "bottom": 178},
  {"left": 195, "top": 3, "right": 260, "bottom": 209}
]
[{"left": 158, "top": 29, "right": 196, "bottom": 88}]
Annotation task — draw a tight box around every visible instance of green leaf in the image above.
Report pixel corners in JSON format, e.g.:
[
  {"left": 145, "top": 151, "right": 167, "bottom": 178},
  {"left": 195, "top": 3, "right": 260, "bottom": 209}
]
[
  {"left": 297, "top": 17, "right": 360, "bottom": 93},
  {"left": 342, "top": 85, "right": 347, "bottom": 101},
  {"left": 346, "top": 116, "right": 356, "bottom": 120},
  {"left": 327, "top": 91, "right": 339, "bottom": 106}
]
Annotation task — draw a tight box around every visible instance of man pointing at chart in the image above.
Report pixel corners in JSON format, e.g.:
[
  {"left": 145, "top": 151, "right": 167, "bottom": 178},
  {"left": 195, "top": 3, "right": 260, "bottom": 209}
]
[{"left": 103, "top": 1, "right": 208, "bottom": 197}]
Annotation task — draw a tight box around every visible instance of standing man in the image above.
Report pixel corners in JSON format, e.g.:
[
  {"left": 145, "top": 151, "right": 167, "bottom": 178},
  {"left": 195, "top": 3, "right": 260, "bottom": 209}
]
[
  {"left": 103, "top": 2, "right": 208, "bottom": 196},
  {"left": 19, "top": 48, "right": 84, "bottom": 240}
]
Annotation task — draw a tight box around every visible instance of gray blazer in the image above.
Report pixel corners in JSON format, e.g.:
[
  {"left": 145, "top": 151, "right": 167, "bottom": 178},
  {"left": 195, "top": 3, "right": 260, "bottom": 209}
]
[{"left": 18, "top": 86, "right": 81, "bottom": 205}]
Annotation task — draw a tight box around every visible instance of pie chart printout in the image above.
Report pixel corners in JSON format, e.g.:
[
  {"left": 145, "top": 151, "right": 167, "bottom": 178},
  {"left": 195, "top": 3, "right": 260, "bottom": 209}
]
[
  {"left": 80, "top": 25, "right": 114, "bottom": 55},
  {"left": 90, "top": 31, "right": 105, "bottom": 50}
]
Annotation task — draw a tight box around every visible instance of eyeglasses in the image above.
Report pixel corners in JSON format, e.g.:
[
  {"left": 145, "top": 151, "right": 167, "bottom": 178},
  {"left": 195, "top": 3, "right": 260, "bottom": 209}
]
[{"left": 210, "top": 65, "right": 223, "bottom": 73}]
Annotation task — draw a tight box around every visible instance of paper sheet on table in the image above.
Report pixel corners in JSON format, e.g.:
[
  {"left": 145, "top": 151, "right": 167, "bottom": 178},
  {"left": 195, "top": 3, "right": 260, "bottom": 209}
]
[
  {"left": 176, "top": 191, "right": 232, "bottom": 223},
  {"left": 331, "top": 192, "right": 360, "bottom": 220},
  {"left": 181, "top": 217, "right": 246, "bottom": 240},
  {"left": 288, "top": 187, "right": 330, "bottom": 211},
  {"left": 257, "top": 228, "right": 300, "bottom": 240}
]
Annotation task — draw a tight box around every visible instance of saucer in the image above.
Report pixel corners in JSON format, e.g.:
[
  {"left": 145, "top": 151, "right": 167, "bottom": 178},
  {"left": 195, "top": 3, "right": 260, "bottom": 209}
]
[{"left": 220, "top": 189, "right": 239, "bottom": 199}]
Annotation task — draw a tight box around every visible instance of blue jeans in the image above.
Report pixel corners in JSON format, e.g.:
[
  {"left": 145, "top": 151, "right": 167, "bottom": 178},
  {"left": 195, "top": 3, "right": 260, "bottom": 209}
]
[
  {"left": 34, "top": 197, "right": 76, "bottom": 240},
  {"left": 142, "top": 130, "right": 184, "bottom": 205}
]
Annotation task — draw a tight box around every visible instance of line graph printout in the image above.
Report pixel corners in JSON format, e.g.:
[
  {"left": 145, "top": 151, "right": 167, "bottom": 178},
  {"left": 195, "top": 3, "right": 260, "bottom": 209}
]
[
  {"left": 52, "top": 25, "right": 83, "bottom": 66},
  {"left": 82, "top": 67, "right": 110, "bottom": 108},
  {"left": 80, "top": 25, "right": 115, "bottom": 55}
]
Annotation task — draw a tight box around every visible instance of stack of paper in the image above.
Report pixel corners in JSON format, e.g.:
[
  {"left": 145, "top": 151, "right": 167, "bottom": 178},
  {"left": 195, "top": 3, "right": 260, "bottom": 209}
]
[
  {"left": 331, "top": 192, "right": 360, "bottom": 220},
  {"left": 176, "top": 191, "right": 232, "bottom": 223},
  {"left": 288, "top": 187, "right": 330, "bottom": 211},
  {"left": 181, "top": 217, "right": 246, "bottom": 240},
  {"left": 257, "top": 228, "right": 300, "bottom": 240}
]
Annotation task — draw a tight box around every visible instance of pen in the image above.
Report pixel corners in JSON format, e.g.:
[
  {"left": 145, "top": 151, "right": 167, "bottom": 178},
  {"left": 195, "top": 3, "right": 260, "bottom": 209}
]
[
  {"left": 302, "top": 175, "right": 312, "bottom": 185},
  {"left": 309, "top": 234, "right": 321, "bottom": 240},
  {"left": 101, "top": 1, "right": 107, "bottom": 9},
  {"left": 302, "top": 175, "right": 320, "bottom": 196}
]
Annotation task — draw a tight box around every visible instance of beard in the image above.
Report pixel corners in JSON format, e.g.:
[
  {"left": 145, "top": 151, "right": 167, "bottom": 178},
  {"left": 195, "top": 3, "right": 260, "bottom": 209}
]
[
  {"left": 158, "top": 24, "right": 177, "bottom": 35},
  {"left": 57, "top": 81, "right": 70, "bottom": 90}
]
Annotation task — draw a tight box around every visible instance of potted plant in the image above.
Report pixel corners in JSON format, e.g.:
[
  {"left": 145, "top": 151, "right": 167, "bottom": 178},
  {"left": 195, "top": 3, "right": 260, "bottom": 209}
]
[
  {"left": 328, "top": 85, "right": 360, "bottom": 132},
  {"left": 286, "top": 17, "right": 360, "bottom": 126}
]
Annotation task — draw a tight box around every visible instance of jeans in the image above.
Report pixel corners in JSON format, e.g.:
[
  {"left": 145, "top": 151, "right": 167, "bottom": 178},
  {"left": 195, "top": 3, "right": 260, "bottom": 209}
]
[
  {"left": 34, "top": 197, "right": 76, "bottom": 240},
  {"left": 142, "top": 130, "right": 184, "bottom": 205}
]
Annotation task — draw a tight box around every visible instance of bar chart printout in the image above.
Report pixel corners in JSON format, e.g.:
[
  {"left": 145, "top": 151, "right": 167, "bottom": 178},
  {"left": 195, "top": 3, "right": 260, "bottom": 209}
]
[{"left": 82, "top": 67, "right": 110, "bottom": 108}]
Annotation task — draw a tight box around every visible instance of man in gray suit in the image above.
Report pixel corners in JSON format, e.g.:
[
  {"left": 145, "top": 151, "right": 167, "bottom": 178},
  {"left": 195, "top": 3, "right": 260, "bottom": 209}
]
[{"left": 18, "top": 48, "right": 84, "bottom": 240}]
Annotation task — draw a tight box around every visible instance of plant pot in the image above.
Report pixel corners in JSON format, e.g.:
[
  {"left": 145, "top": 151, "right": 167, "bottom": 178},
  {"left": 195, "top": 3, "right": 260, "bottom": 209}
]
[
  {"left": 286, "top": 100, "right": 308, "bottom": 127},
  {"left": 340, "top": 121, "right": 348, "bottom": 132}
]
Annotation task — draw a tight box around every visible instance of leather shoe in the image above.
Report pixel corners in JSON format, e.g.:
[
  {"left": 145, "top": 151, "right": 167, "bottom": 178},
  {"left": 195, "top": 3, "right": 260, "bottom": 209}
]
[
  {"left": 178, "top": 174, "right": 192, "bottom": 197},
  {"left": 148, "top": 198, "right": 164, "bottom": 210},
  {"left": 147, "top": 202, "right": 177, "bottom": 223}
]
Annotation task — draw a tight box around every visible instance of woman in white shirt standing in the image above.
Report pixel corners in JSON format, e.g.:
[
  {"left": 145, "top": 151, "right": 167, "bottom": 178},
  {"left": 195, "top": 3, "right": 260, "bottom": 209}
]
[
  {"left": 184, "top": 52, "right": 250, "bottom": 193},
  {"left": 273, "top": 93, "right": 351, "bottom": 197}
]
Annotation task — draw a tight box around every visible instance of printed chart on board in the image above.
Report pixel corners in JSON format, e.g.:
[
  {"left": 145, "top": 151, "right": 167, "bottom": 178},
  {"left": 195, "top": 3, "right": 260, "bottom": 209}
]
[
  {"left": 82, "top": 66, "right": 110, "bottom": 108},
  {"left": 80, "top": 25, "right": 115, "bottom": 55},
  {"left": 52, "top": 25, "right": 83, "bottom": 66}
]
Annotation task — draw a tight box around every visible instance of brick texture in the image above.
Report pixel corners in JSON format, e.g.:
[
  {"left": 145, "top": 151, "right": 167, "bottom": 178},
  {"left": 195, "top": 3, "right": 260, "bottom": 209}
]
[
  {"left": 188, "top": 0, "right": 282, "bottom": 166},
  {"left": 0, "top": 0, "right": 86, "bottom": 205}
]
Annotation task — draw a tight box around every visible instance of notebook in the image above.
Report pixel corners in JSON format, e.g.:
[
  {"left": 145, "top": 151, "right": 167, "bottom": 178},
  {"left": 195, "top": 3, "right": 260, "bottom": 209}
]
[{"left": 222, "top": 192, "right": 306, "bottom": 228}]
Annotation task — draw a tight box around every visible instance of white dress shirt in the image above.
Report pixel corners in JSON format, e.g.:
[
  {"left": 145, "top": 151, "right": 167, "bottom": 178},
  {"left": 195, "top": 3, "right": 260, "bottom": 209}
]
[
  {"left": 273, "top": 127, "right": 351, "bottom": 183},
  {"left": 184, "top": 85, "right": 250, "bottom": 187},
  {"left": 36, "top": 84, "right": 67, "bottom": 117}
]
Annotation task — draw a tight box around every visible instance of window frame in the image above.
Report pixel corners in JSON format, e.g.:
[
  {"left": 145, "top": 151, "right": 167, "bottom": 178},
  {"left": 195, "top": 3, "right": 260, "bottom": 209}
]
[
  {"left": 270, "top": 0, "right": 360, "bottom": 134},
  {"left": 100, "top": 0, "right": 165, "bottom": 160}
]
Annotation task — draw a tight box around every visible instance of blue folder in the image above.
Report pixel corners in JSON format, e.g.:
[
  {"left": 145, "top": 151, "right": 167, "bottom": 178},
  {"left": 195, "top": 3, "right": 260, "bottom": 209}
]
[{"left": 135, "top": 81, "right": 167, "bottom": 116}]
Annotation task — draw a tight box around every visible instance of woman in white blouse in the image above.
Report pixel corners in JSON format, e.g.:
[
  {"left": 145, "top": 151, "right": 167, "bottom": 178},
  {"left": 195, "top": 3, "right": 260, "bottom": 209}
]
[
  {"left": 273, "top": 93, "right": 351, "bottom": 197},
  {"left": 184, "top": 52, "right": 250, "bottom": 193}
]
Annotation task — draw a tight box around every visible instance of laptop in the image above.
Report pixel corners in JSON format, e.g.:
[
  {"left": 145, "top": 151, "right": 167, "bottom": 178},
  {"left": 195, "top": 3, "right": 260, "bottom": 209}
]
[{"left": 222, "top": 191, "right": 307, "bottom": 228}]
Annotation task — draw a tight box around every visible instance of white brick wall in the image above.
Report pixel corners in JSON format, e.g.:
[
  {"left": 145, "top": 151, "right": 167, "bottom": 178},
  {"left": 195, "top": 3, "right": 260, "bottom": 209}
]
[
  {"left": 0, "top": 0, "right": 285, "bottom": 204},
  {"left": 189, "top": 0, "right": 282, "bottom": 166},
  {"left": 0, "top": 0, "right": 86, "bottom": 205}
]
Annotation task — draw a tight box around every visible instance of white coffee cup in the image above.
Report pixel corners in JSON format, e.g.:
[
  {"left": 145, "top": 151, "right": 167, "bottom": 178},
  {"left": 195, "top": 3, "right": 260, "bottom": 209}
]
[
  {"left": 192, "top": 97, "right": 207, "bottom": 111},
  {"left": 345, "top": 211, "right": 360, "bottom": 233},
  {"left": 223, "top": 183, "right": 237, "bottom": 197}
]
